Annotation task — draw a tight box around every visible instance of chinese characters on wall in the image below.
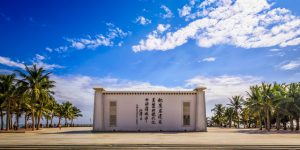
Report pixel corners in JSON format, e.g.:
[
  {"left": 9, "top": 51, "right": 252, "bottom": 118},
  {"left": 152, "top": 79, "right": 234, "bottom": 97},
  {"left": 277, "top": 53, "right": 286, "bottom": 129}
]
[{"left": 136, "top": 97, "right": 163, "bottom": 125}]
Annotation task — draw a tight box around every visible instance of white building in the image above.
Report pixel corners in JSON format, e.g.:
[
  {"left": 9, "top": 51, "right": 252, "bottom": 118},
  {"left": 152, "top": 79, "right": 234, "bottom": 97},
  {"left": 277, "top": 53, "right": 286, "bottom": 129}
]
[{"left": 93, "top": 87, "right": 207, "bottom": 132}]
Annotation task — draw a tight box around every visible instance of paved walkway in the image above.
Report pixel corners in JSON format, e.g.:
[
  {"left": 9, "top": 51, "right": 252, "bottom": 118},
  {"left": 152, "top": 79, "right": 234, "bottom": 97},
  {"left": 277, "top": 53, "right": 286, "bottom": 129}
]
[{"left": 1, "top": 127, "right": 300, "bottom": 149}]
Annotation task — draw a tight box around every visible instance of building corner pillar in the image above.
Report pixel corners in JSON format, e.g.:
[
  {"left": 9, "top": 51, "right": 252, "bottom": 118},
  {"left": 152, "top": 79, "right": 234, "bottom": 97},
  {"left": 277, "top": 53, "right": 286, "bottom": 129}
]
[
  {"left": 93, "top": 87, "right": 105, "bottom": 131},
  {"left": 194, "top": 87, "right": 207, "bottom": 132}
]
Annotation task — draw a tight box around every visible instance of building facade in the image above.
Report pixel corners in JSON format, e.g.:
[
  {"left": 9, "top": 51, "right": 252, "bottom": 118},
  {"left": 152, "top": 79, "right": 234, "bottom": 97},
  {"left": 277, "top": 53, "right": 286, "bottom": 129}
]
[{"left": 93, "top": 87, "right": 207, "bottom": 132}]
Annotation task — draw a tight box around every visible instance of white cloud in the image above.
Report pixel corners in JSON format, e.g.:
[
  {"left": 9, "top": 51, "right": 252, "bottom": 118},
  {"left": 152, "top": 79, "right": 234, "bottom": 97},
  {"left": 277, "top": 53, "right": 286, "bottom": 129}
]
[
  {"left": 35, "top": 54, "right": 45, "bottom": 61},
  {"left": 34, "top": 61, "right": 64, "bottom": 70},
  {"left": 157, "top": 24, "right": 171, "bottom": 33},
  {"left": 178, "top": 5, "right": 192, "bottom": 17},
  {"left": 279, "top": 60, "right": 300, "bottom": 70},
  {"left": 0, "top": 56, "right": 25, "bottom": 69},
  {"left": 68, "top": 23, "right": 130, "bottom": 50},
  {"left": 161, "top": 5, "right": 174, "bottom": 19},
  {"left": 45, "top": 47, "right": 53, "bottom": 52},
  {"left": 0, "top": 55, "right": 63, "bottom": 70},
  {"left": 202, "top": 57, "right": 216, "bottom": 62},
  {"left": 135, "top": 16, "right": 151, "bottom": 25},
  {"left": 186, "top": 75, "right": 261, "bottom": 100},
  {"left": 133, "top": 0, "right": 300, "bottom": 52}
]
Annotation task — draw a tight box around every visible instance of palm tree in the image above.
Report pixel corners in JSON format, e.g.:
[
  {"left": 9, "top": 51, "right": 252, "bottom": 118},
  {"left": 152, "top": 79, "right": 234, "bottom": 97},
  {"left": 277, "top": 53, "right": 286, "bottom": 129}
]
[
  {"left": 16, "top": 64, "right": 53, "bottom": 130},
  {"left": 55, "top": 103, "right": 64, "bottom": 127},
  {"left": 211, "top": 104, "right": 225, "bottom": 127},
  {"left": 48, "top": 99, "right": 58, "bottom": 128},
  {"left": 224, "top": 107, "right": 234, "bottom": 128},
  {"left": 62, "top": 101, "right": 73, "bottom": 127},
  {"left": 69, "top": 106, "right": 82, "bottom": 127},
  {"left": 271, "top": 82, "right": 288, "bottom": 130},
  {"left": 0, "top": 74, "right": 16, "bottom": 131},
  {"left": 260, "top": 82, "right": 274, "bottom": 131},
  {"left": 284, "top": 83, "right": 300, "bottom": 131},
  {"left": 228, "top": 95, "right": 244, "bottom": 128},
  {"left": 246, "top": 85, "right": 263, "bottom": 130}
]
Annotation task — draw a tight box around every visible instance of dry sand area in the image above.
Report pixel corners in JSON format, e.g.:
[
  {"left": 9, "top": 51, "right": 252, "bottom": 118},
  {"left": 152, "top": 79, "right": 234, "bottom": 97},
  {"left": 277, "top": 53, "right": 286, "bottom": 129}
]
[{"left": 1, "top": 127, "right": 300, "bottom": 149}]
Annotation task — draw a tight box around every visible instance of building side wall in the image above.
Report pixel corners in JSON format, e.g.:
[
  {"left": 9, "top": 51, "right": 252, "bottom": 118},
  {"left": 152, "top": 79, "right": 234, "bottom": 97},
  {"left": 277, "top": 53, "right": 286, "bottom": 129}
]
[{"left": 102, "top": 94, "right": 197, "bottom": 131}]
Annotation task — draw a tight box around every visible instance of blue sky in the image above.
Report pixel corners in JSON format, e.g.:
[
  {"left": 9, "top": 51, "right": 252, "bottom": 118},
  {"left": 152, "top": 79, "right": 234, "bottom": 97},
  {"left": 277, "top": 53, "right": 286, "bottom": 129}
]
[{"left": 0, "top": 0, "right": 300, "bottom": 123}]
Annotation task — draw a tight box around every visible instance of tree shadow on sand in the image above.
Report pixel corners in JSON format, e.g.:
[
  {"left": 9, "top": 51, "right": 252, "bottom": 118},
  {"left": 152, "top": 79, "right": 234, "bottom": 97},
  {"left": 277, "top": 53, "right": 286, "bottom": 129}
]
[{"left": 237, "top": 129, "right": 300, "bottom": 134}]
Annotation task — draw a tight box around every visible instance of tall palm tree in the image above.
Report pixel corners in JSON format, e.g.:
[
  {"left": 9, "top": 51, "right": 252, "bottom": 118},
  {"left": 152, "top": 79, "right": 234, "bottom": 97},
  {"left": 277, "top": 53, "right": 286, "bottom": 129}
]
[
  {"left": 228, "top": 95, "right": 244, "bottom": 128},
  {"left": 69, "top": 106, "right": 82, "bottom": 127},
  {"left": 260, "top": 82, "right": 273, "bottom": 131},
  {"left": 246, "top": 85, "right": 263, "bottom": 130},
  {"left": 271, "top": 82, "right": 288, "bottom": 130},
  {"left": 211, "top": 104, "right": 225, "bottom": 127},
  {"left": 55, "top": 103, "right": 64, "bottom": 127},
  {"left": 16, "top": 64, "right": 53, "bottom": 130},
  {"left": 0, "top": 74, "right": 16, "bottom": 131},
  {"left": 62, "top": 101, "right": 73, "bottom": 126},
  {"left": 224, "top": 107, "right": 234, "bottom": 128}
]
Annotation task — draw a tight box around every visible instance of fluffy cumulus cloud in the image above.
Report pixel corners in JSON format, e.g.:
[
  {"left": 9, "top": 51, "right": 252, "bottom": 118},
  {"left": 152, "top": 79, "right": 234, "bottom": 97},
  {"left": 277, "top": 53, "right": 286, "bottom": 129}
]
[
  {"left": 0, "top": 55, "right": 63, "bottom": 70},
  {"left": 202, "top": 57, "right": 216, "bottom": 62},
  {"left": 0, "top": 56, "right": 25, "bottom": 69},
  {"left": 160, "top": 5, "right": 174, "bottom": 19},
  {"left": 186, "top": 75, "right": 261, "bottom": 101},
  {"left": 47, "top": 23, "right": 131, "bottom": 52},
  {"left": 135, "top": 16, "right": 151, "bottom": 25},
  {"left": 133, "top": 0, "right": 300, "bottom": 52},
  {"left": 178, "top": 5, "right": 192, "bottom": 17},
  {"left": 279, "top": 59, "right": 300, "bottom": 70},
  {"left": 68, "top": 23, "right": 130, "bottom": 50}
]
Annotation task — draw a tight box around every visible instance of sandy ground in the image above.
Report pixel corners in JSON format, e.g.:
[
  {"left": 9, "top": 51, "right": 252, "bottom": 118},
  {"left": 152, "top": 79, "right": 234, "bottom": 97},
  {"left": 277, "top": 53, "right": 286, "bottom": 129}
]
[{"left": 0, "top": 127, "right": 300, "bottom": 146}]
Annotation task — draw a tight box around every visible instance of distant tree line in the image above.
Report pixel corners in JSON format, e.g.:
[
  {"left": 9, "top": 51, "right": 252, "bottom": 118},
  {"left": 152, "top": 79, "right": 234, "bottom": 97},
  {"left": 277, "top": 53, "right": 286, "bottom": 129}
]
[
  {"left": 209, "top": 82, "right": 300, "bottom": 131},
  {"left": 0, "top": 65, "right": 82, "bottom": 131}
]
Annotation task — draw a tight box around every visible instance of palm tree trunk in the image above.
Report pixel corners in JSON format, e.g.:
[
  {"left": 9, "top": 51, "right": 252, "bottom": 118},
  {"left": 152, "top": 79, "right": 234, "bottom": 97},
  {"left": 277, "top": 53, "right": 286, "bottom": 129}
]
[
  {"left": 259, "top": 114, "right": 262, "bottom": 130},
  {"left": 236, "top": 110, "right": 240, "bottom": 128},
  {"left": 50, "top": 116, "right": 53, "bottom": 128},
  {"left": 31, "top": 109, "right": 35, "bottom": 131},
  {"left": 6, "top": 101, "right": 10, "bottom": 131},
  {"left": 46, "top": 118, "right": 49, "bottom": 128},
  {"left": 276, "top": 113, "right": 280, "bottom": 131},
  {"left": 266, "top": 109, "right": 270, "bottom": 131},
  {"left": 37, "top": 112, "right": 41, "bottom": 130},
  {"left": 58, "top": 117, "right": 61, "bottom": 127},
  {"left": 290, "top": 117, "right": 294, "bottom": 131},
  {"left": 24, "top": 113, "right": 27, "bottom": 129},
  {"left": 296, "top": 118, "right": 299, "bottom": 131},
  {"left": 10, "top": 113, "right": 13, "bottom": 130},
  {"left": 0, "top": 110, "right": 4, "bottom": 130},
  {"left": 229, "top": 116, "right": 232, "bottom": 128}
]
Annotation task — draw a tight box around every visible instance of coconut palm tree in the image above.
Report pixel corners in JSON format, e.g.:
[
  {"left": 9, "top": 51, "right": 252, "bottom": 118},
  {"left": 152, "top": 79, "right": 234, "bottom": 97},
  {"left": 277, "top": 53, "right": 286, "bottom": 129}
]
[
  {"left": 228, "top": 95, "right": 244, "bottom": 128},
  {"left": 224, "top": 107, "right": 234, "bottom": 128},
  {"left": 0, "top": 74, "right": 16, "bottom": 131},
  {"left": 260, "top": 82, "right": 274, "bottom": 131},
  {"left": 69, "top": 106, "right": 82, "bottom": 127},
  {"left": 16, "top": 64, "right": 53, "bottom": 130},
  {"left": 211, "top": 104, "right": 225, "bottom": 127},
  {"left": 270, "top": 82, "right": 288, "bottom": 130},
  {"left": 246, "top": 85, "right": 263, "bottom": 130},
  {"left": 62, "top": 101, "right": 73, "bottom": 126},
  {"left": 55, "top": 103, "right": 64, "bottom": 127}
]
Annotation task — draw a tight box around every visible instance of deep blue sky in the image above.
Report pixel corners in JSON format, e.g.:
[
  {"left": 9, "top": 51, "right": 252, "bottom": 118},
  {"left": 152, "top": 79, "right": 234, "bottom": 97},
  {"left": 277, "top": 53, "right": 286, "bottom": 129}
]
[{"left": 0, "top": 0, "right": 300, "bottom": 123}]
